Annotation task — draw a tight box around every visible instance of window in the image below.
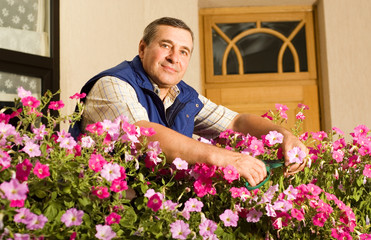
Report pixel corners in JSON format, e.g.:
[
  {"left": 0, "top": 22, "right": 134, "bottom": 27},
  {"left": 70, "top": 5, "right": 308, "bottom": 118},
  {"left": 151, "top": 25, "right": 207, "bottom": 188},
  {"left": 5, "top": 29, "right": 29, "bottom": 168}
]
[{"left": 0, "top": 0, "right": 59, "bottom": 109}]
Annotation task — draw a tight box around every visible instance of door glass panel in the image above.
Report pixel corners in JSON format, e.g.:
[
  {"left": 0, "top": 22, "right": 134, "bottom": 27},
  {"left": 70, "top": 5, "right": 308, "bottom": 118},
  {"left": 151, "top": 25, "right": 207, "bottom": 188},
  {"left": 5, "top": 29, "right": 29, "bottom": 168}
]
[
  {"left": 0, "top": 0, "right": 50, "bottom": 57},
  {"left": 0, "top": 71, "right": 42, "bottom": 102}
]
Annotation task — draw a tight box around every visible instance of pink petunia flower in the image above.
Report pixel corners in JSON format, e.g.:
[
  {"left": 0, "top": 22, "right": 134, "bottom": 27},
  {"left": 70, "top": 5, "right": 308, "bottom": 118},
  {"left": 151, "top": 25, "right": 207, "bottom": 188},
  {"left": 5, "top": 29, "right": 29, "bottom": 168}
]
[
  {"left": 170, "top": 220, "right": 191, "bottom": 240},
  {"left": 193, "top": 177, "right": 216, "bottom": 198},
  {"left": 140, "top": 127, "right": 156, "bottom": 137},
  {"left": 275, "top": 103, "right": 288, "bottom": 119},
  {"left": 48, "top": 100, "right": 65, "bottom": 110},
  {"left": 101, "top": 163, "right": 121, "bottom": 182},
  {"left": 332, "top": 150, "right": 344, "bottom": 163},
  {"left": 172, "top": 157, "right": 188, "bottom": 170},
  {"left": 297, "top": 103, "right": 309, "bottom": 110},
  {"left": 283, "top": 185, "right": 298, "bottom": 200},
  {"left": 110, "top": 179, "right": 128, "bottom": 193},
  {"left": 351, "top": 124, "right": 369, "bottom": 138},
  {"left": 265, "top": 131, "right": 284, "bottom": 145},
  {"left": 92, "top": 186, "right": 110, "bottom": 199},
  {"left": 80, "top": 136, "right": 95, "bottom": 148},
  {"left": 95, "top": 224, "right": 116, "bottom": 240},
  {"left": 0, "top": 178, "right": 28, "bottom": 201},
  {"left": 33, "top": 162, "right": 50, "bottom": 179},
  {"left": 219, "top": 209, "right": 239, "bottom": 227},
  {"left": 26, "top": 214, "right": 48, "bottom": 230},
  {"left": 86, "top": 122, "right": 104, "bottom": 135},
  {"left": 222, "top": 165, "right": 240, "bottom": 183},
  {"left": 199, "top": 219, "right": 217, "bottom": 238},
  {"left": 61, "top": 208, "right": 84, "bottom": 227},
  {"left": 287, "top": 147, "right": 306, "bottom": 164},
  {"left": 17, "top": 86, "right": 32, "bottom": 98},
  {"left": 0, "top": 149, "right": 11, "bottom": 170},
  {"left": 105, "top": 212, "right": 121, "bottom": 225},
  {"left": 16, "top": 159, "right": 33, "bottom": 182},
  {"left": 184, "top": 198, "right": 204, "bottom": 212},
  {"left": 246, "top": 209, "right": 263, "bottom": 223},
  {"left": 22, "top": 141, "right": 41, "bottom": 157},
  {"left": 247, "top": 139, "right": 265, "bottom": 157},
  {"left": 14, "top": 208, "right": 33, "bottom": 224}
]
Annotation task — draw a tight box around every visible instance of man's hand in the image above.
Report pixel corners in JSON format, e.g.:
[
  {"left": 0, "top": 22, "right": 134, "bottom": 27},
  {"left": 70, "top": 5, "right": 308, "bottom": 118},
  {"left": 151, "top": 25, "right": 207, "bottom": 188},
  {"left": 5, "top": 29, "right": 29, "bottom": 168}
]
[
  {"left": 230, "top": 153, "right": 267, "bottom": 187},
  {"left": 281, "top": 131, "right": 309, "bottom": 176}
]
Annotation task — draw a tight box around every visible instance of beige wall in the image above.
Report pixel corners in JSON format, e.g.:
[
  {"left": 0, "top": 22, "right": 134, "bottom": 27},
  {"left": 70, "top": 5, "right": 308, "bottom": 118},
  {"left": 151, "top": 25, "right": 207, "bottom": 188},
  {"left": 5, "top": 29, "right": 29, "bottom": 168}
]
[
  {"left": 317, "top": 0, "right": 371, "bottom": 135},
  {"left": 60, "top": 0, "right": 371, "bottom": 135}
]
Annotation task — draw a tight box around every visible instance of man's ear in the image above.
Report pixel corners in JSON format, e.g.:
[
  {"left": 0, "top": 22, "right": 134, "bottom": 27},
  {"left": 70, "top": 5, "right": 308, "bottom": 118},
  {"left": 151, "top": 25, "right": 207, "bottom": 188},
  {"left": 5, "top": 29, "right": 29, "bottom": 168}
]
[{"left": 138, "top": 40, "right": 146, "bottom": 59}]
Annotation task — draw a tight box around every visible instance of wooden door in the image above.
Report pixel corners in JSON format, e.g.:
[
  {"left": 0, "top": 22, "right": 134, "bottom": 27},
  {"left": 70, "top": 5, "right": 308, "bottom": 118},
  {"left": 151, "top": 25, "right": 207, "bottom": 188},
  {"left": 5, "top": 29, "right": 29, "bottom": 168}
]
[{"left": 199, "top": 6, "right": 320, "bottom": 133}]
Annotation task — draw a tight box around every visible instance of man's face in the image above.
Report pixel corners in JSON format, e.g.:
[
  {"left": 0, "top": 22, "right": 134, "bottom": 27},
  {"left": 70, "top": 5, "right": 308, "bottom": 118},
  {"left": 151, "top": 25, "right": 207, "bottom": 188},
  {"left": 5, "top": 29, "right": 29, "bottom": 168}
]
[{"left": 139, "top": 25, "right": 193, "bottom": 89}]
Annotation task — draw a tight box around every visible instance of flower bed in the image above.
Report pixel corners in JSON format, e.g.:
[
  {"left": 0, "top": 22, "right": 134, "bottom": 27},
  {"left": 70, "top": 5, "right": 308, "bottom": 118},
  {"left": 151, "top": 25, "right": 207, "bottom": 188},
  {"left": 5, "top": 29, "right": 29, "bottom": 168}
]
[{"left": 0, "top": 88, "right": 370, "bottom": 239}]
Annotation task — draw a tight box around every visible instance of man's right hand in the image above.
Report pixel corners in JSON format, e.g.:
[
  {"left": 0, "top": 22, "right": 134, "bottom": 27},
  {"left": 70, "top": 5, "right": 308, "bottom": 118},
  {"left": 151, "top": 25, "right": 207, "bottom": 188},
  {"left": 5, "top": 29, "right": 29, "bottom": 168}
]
[{"left": 230, "top": 153, "right": 267, "bottom": 187}]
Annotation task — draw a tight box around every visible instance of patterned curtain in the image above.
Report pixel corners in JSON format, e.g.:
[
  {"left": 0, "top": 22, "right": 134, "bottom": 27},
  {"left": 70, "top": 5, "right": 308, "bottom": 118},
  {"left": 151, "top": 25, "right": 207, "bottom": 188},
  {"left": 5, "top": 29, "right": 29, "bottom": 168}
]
[{"left": 0, "top": 0, "right": 46, "bottom": 102}]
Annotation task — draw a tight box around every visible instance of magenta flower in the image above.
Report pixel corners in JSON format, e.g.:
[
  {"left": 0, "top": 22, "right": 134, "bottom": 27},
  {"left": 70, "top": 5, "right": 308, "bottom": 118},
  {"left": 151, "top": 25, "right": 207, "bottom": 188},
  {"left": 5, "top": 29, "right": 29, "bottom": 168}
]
[
  {"left": 219, "top": 209, "right": 239, "bottom": 227},
  {"left": 69, "top": 92, "right": 86, "bottom": 99},
  {"left": 95, "top": 224, "right": 116, "bottom": 240},
  {"left": 170, "top": 220, "right": 191, "bottom": 240},
  {"left": 247, "top": 139, "right": 265, "bottom": 156},
  {"left": 140, "top": 127, "right": 156, "bottom": 137},
  {"left": 21, "top": 96, "right": 40, "bottom": 108},
  {"left": 199, "top": 219, "right": 217, "bottom": 238},
  {"left": 162, "top": 200, "right": 178, "bottom": 211},
  {"left": 110, "top": 179, "right": 128, "bottom": 193},
  {"left": 193, "top": 177, "right": 216, "bottom": 198},
  {"left": 22, "top": 141, "right": 41, "bottom": 157},
  {"left": 26, "top": 214, "right": 48, "bottom": 230},
  {"left": 101, "top": 163, "right": 121, "bottom": 182},
  {"left": 222, "top": 165, "right": 239, "bottom": 183},
  {"left": 92, "top": 186, "right": 110, "bottom": 199},
  {"left": 0, "top": 178, "right": 28, "bottom": 201},
  {"left": 89, "top": 154, "right": 107, "bottom": 172},
  {"left": 32, "top": 124, "right": 48, "bottom": 140},
  {"left": 363, "top": 164, "right": 371, "bottom": 178},
  {"left": 147, "top": 194, "right": 162, "bottom": 212},
  {"left": 184, "top": 198, "right": 204, "bottom": 212},
  {"left": 265, "top": 131, "right": 283, "bottom": 145},
  {"left": 296, "top": 112, "right": 305, "bottom": 120},
  {"left": 351, "top": 124, "right": 369, "bottom": 138},
  {"left": 48, "top": 100, "right": 65, "bottom": 110},
  {"left": 105, "top": 212, "right": 121, "bottom": 225},
  {"left": 61, "top": 208, "right": 84, "bottom": 227},
  {"left": 33, "top": 162, "right": 50, "bottom": 179},
  {"left": 173, "top": 157, "right": 188, "bottom": 170},
  {"left": 332, "top": 127, "right": 345, "bottom": 135},
  {"left": 86, "top": 122, "right": 104, "bottom": 135},
  {"left": 297, "top": 103, "right": 309, "bottom": 110},
  {"left": 312, "top": 212, "right": 327, "bottom": 227},
  {"left": 311, "top": 131, "right": 328, "bottom": 141},
  {"left": 275, "top": 103, "right": 288, "bottom": 119},
  {"left": 291, "top": 208, "right": 305, "bottom": 221},
  {"left": 287, "top": 147, "right": 306, "bottom": 164},
  {"left": 16, "top": 159, "right": 33, "bottom": 182}
]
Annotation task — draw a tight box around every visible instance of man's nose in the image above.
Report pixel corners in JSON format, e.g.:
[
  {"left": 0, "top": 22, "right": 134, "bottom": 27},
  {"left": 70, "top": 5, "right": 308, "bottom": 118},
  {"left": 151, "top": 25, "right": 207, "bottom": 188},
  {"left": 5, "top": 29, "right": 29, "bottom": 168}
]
[{"left": 166, "top": 49, "right": 179, "bottom": 64}]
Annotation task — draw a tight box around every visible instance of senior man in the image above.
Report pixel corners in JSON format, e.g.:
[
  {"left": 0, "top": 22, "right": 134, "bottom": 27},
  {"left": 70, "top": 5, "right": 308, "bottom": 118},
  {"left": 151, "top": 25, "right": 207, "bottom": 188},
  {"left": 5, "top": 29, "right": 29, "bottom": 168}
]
[{"left": 74, "top": 17, "right": 308, "bottom": 187}]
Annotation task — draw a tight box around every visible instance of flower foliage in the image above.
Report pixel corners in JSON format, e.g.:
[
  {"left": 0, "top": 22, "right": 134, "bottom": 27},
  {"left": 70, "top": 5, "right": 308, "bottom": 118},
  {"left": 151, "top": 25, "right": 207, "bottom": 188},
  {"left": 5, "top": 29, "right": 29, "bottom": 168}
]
[{"left": 0, "top": 88, "right": 370, "bottom": 239}]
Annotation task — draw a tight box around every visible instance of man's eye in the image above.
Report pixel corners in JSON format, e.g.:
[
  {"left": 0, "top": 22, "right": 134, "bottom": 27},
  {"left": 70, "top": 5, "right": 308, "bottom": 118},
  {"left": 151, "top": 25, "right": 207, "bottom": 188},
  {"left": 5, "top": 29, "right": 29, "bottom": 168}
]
[{"left": 162, "top": 44, "right": 170, "bottom": 48}]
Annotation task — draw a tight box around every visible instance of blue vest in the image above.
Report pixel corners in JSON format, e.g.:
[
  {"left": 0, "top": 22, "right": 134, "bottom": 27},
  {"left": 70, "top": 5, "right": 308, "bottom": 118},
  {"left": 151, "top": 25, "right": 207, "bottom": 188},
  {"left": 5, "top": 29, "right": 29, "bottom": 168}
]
[{"left": 69, "top": 56, "right": 203, "bottom": 138}]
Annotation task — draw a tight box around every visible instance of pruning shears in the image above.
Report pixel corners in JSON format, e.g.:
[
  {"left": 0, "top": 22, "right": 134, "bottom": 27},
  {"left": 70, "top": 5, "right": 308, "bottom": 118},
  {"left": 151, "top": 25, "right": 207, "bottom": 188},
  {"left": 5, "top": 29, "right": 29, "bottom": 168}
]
[{"left": 245, "top": 160, "right": 284, "bottom": 190}]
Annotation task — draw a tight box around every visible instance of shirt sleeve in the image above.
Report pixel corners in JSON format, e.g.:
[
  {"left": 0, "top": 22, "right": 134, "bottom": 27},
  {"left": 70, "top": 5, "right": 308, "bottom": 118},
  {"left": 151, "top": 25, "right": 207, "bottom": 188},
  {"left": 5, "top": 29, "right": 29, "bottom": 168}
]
[
  {"left": 194, "top": 94, "right": 238, "bottom": 139},
  {"left": 82, "top": 76, "right": 149, "bottom": 129}
]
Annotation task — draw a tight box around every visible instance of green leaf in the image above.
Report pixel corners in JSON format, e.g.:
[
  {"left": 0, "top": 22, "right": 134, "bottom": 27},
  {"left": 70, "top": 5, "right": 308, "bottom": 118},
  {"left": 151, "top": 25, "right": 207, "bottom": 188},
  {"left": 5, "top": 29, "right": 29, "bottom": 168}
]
[
  {"left": 44, "top": 202, "right": 60, "bottom": 220},
  {"left": 78, "top": 196, "right": 91, "bottom": 207},
  {"left": 34, "top": 189, "right": 48, "bottom": 199}
]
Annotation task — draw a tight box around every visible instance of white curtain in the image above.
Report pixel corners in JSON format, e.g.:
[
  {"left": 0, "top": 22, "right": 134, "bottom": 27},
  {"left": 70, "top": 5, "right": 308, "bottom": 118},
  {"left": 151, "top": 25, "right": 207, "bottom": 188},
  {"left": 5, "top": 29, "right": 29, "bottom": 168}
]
[
  {"left": 0, "top": 0, "right": 49, "bottom": 56},
  {"left": 0, "top": 0, "right": 46, "bottom": 101}
]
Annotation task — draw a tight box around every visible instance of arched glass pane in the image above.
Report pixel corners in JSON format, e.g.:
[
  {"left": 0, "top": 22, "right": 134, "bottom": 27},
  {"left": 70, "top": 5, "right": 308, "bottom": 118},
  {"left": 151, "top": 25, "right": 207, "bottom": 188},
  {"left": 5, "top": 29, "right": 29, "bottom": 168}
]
[
  {"left": 292, "top": 27, "right": 308, "bottom": 72},
  {"left": 261, "top": 21, "right": 299, "bottom": 37},
  {"left": 227, "top": 48, "right": 239, "bottom": 75},
  {"left": 216, "top": 22, "right": 256, "bottom": 39},
  {"left": 237, "top": 33, "right": 282, "bottom": 73},
  {"left": 212, "top": 28, "right": 227, "bottom": 75}
]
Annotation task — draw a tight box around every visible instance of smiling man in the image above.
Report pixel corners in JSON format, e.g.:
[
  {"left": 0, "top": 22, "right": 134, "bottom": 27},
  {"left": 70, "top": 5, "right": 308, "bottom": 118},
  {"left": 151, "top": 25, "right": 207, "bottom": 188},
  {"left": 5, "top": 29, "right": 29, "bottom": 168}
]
[{"left": 75, "top": 17, "right": 308, "bottom": 187}]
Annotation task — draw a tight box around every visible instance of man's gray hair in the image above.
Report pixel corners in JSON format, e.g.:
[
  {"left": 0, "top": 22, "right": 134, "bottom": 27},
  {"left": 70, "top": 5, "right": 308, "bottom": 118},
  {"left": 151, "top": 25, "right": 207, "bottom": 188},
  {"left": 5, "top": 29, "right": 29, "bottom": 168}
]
[{"left": 142, "top": 17, "right": 194, "bottom": 45}]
